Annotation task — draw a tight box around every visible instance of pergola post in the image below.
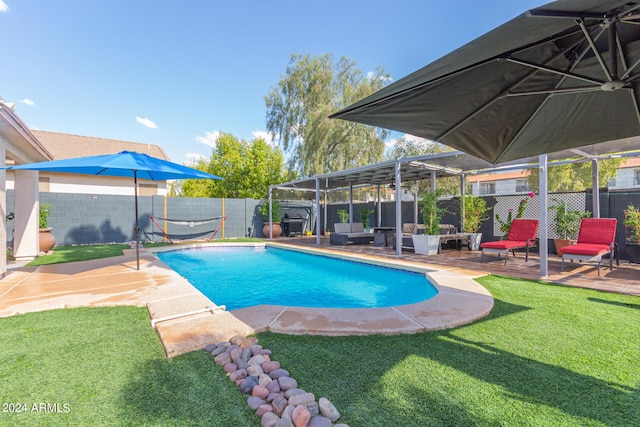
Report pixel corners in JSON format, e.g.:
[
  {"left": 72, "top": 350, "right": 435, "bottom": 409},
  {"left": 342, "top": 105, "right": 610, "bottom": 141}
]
[
  {"left": 377, "top": 184, "right": 382, "bottom": 227},
  {"left": 268, "top": 187, "right": 273, "bottom": 239},
  {"left": 539, "top": 154, "right": 549, "bottom": 277},
  {"left": 348, "top": 183, "right": 353, "bottom": 224},
  {"left": 316, "top": 178, "right": 321, "bottom": 246},
  {"left": 592, "top": 159, "right": 600, "bottom": 218},
  {"left": 395, "top": 160, "right": 402, "bottom": 256}
]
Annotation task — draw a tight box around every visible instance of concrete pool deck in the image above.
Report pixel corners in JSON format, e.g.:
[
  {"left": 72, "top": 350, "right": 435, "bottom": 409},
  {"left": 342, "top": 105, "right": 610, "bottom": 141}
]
[{"left": 0, "top": 243, "right": 493, "bottom": 357}]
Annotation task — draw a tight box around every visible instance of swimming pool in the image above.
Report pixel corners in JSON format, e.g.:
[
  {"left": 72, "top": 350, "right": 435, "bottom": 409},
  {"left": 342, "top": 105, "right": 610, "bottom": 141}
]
[{"left": 157, "top": 246, "right": 438, "bottom": 310}]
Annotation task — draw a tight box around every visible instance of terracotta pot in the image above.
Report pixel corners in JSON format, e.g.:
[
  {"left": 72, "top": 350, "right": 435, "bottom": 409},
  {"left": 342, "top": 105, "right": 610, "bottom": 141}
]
[
  {"left": 39, "top": 228, "right": 56, "bottom": 253},
  {"left": 262, "top": 223, "right": 282, "bottom": 238},
  {"left": 554, "top": 238, "right": 575, "bottom": 257}
]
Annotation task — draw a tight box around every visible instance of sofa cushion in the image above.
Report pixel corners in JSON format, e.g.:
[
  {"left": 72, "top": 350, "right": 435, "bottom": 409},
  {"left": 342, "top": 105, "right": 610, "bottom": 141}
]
[
  {"left": 334, "top": 223, "right": 351, "bottom": 233},
  {"left": 351, "top": 222, "right": 365, "bottom": 233},
  {"left": 576, "top": 218, "right": 617, "bottom": 245}
]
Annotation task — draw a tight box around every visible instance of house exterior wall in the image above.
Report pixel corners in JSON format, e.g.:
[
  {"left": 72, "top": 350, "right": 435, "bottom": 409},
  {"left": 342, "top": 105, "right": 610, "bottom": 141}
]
[{"left": 5, "top": 172, "right": 167, "bottom": 196}]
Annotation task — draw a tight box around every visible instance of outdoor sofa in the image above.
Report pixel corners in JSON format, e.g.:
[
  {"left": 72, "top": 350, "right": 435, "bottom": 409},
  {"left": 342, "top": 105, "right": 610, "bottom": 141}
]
[{"left": 329, "top": 222, "right": 374, "bottom": 245}]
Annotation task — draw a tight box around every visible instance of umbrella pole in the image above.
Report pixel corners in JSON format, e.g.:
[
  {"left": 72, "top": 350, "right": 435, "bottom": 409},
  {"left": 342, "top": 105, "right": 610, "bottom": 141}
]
[{"left": 134, "top": 171, "right": 140, "bottom": 270}]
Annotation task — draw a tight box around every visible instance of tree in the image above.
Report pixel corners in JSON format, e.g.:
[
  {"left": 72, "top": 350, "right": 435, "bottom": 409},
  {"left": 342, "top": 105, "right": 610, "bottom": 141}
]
[
  {"left": 265, "top": 53, "right": 390, "bottom": 177},
  {"left": 178, "top": 133, "right": 295, "bottom": 199},
  {"left": 526, "top": 158, "right": 623, "bottom": 192}
]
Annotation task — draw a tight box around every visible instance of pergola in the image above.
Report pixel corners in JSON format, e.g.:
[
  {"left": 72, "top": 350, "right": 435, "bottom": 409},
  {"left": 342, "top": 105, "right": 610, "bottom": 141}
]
[{"left": 268, "top": 137, "right": 640, "bottom": 277}]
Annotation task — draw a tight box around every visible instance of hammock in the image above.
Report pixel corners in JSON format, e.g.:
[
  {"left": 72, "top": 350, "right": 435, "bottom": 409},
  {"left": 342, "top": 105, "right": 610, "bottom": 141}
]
[{"left": 150, "top": 215, "right": 227, "bottom": 244}]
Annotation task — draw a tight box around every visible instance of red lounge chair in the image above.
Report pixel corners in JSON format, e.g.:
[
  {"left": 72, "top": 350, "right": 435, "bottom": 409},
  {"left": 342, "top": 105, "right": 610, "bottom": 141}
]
[
  {"left": 561, "top": 218, "right": 618, "bottom": 276},
  {"left": 480, "top": 219, "right": 539, "bottom": 265}
]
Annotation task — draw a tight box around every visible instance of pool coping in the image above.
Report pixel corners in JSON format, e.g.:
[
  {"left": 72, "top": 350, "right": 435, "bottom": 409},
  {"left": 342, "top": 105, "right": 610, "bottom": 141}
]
[{"left": 151, "top": 241, "right": 494, "bottom": 337}]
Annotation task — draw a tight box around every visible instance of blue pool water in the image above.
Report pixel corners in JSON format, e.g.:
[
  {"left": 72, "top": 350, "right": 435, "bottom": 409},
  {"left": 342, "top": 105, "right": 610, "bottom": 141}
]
[{"left": 157, "top": 246, "right": 438, "bottom": 310}]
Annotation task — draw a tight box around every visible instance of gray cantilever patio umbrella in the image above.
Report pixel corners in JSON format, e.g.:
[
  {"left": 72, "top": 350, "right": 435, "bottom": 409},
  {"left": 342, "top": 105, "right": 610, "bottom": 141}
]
[
  {"left": 7, "top": 151, "right": 223, "bottom": 269},
  {"left": 331, "top": 0, "right": 640, "bottom": 164}
]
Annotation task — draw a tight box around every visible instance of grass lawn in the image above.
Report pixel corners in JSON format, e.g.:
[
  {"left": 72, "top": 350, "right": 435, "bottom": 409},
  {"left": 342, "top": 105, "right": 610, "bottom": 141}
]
[{"left": 1, "top": 276, "right": 638, "bottom": 426}]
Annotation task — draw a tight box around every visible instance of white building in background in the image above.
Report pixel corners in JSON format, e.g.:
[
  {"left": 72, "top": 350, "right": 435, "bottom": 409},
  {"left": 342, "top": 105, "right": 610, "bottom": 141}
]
[
  {"left": 468, "top": 158, "right": 640, "bottom": 196},
  {"left": 6, "top": 130, "right": 170, "bottom": 197}
]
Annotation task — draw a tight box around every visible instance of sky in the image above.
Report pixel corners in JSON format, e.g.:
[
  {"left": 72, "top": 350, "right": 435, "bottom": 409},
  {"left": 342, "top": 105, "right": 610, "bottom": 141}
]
[{"left": 1, "top": 0, "right": 547, "bottom": 165}]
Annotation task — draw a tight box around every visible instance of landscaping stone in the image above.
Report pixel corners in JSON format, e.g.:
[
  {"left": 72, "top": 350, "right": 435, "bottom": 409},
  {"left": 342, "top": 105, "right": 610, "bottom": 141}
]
[
  {"left": 285, "top": 388, "right": 306, "bottom": 398},
  {"left": 281, "top": 404, "right": 295, "bottom": 421},
  {"left": 262, "top": 360, "right": 281, "bottom": 373},
  {"left": 269, "top": 368, "right": 290, "bottom": 379},
  {"left": 261, "top": 412, "right": 280, "bottom": 427},
  {"left": 249, "top": 354, "right": 266, "bottom": 366},
  {"left": 230, "top": 347, "right": 243, "bottom": 361},
  {"left": 248, "top": 364, "right": 264, "bottom": 377},
  {"left": 235, "top": 358, "right": 250, "bottom": 370},
  {"left": 210, "top": 345, "right": 227, "bottom": 356},
  {"left": 275, "top": 417, "right": 295, "bottom": 427},
  {"left": 214, "top": 352, "right": 231, "bottom": 366},
  {"left": 259, "top": 373, "right": 273, "bottom": 387},
  {"left": 242, "top": 347, "right": 252, "bottom": 361},
  {"left": 248, "top": 396, "right": 266, "bottom": 410},
  {"left": 241, "top": 337, "right": 259, "bottom": 348},
  {"left": 303, "top": 401, "right": 319, "bottom": 417},
  {"left": 278, "top": 376, "right": 298, "bottom": 391},
  {"left": 256, "top": 404, "right": 274, "bottom": 417},
  {"left": 240, "top": 376, "right": 259, "bottom": 394},
  {"left": 318, "top": 397, "right": 340, "bottom": 422},
  {"left": 210, "top": 336, "right": 347, "bottom": 427},
  {"left": 249, "top": 344, "right": 263, "bottom": 354},
  {"left": 271, "top": 395, "right": 288, "bottom": 416},
  {"left": 288, "top": 392, "right": 315, "bottom": 407},
  {"left": 229, "top": 368, "right": 247, "bottom": 383},
  {"left": 229, "top": 335, "right": 244, "bottom": 345},
  {"left": 266, "top": 392, "right": 282, "bottom": 403},
  {"left": 223, "top": 362, "right": 237, "bottom": 373},
  {"left": 252, "top": 385, "right": 269, "bottom": 399},
  {"left": 266, "top": 379, "right": 281, "bottom": 393},
  {"left": 308, "top": 415, "right": 332, "bottom": 427},
  {"left": 292, "top": 404, "right": 311, "bottom": 427}
]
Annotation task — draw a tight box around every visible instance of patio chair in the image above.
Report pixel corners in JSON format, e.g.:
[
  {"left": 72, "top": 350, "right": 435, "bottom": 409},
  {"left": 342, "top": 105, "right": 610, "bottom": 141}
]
[
  {"left": 561, "top": 218, "right": 618, "bottom": 277},
  {"left": 480, "top": 219, "right": 539, "bottom": 265}
]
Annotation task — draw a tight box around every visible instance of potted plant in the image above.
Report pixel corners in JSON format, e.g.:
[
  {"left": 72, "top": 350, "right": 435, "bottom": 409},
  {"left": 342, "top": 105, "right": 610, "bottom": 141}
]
[
  {"left": 623, "top": 203, "right": 640, "bottom": 263},
  {"left": 460, "top": 195, "right": 489, "bottom": 250},
  {"left": 337, "top": 209, "right": 350, "bottom": 223},
  {"left": 39, "top": 203, "right": 56, "bottom": 253},
  {"left": 359, "top": 208, "right": 374, "bottom": 232},
  {"left": 550, "top": 199, "right": 590, "bottom": 257},
  {"left": 496, "top": 191, "right": 535, "bottom": 237},
  {"left": 412, "top": 191, "right": 444, "bottom": 255},
  {"left": 258, "top": 199, "right": 282, "bottom": 238}
]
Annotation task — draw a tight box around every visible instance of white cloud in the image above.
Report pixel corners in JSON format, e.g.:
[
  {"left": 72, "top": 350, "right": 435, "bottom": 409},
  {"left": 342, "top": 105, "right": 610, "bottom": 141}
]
[
  {"left": 19, "top": 98, "right": 35, "bottom": 106},
  {"left": 0, "top": 2, "right": 8, "bottom": 12},
  {"left": 252, "top": 130, "right": 276, "bottom": 146},
  {"left": 185, "top": 152, "right": 206, "bottom": 163},
  {"left": 195, "top": 130, "right": 220, "bottom": 148},
  {"left": 135, "top": 116, "right": 158, "bottom": 129}
]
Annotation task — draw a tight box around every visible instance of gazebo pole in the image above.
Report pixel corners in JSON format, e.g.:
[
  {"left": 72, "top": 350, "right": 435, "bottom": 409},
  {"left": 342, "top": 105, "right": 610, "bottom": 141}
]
[
  {"left": 539, "top": 154, "right": 549, "bottom": 277},
  {"left": 134, "top": 171, "right": 140, "bottom": 270},
  {"left": 315, "top": 178, "right": 321, "bottom": 246},
  {"left": 377, "top": 184, "right": 382, "bottom": 227},
  {"left": 592, "top": 159, "right": 600, "bottom": 218},
  {"left": 395, "top": 160, "right": 402, "bottom": 256}
]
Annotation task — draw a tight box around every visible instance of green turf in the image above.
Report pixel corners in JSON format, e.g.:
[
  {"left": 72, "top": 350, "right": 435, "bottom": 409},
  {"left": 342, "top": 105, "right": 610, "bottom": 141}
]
[
  {"left": 0, "top": 306, "right": 255, "bottom": 427},
  {"left": 1, "top": 276, "right": 638, "bottom": 426},
  {"left": 257, "top": 276, "right": 640, "bottom": 426}
]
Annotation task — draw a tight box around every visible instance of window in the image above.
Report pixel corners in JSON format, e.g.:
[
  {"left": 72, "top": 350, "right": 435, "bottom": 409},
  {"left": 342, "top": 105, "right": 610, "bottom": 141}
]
[
  {"left": 515, "top": 179, "right": 529, "bottom": 192},
  {"left": 634, "top": 169, "right": 640, "bottom": 186},
  {"left": 479, "top": 182, "right": 495, "bottom": 195}
]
